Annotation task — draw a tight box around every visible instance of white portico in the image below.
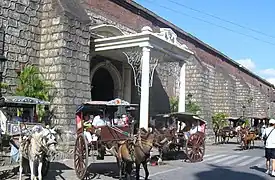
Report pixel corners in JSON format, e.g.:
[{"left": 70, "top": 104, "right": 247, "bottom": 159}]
[{"left": 91, "top": 25, "right": 194, "bottom": 130}]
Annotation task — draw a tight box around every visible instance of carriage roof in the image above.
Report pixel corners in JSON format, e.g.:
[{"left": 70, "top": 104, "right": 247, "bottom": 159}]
[
  {"left": 247, "top": 116, "right": 269, "bottom": 120},
  {"left": 76, "top": 98, "right": 138, "bottom": 113},
  {"left": 226, "top": 116, "right": 243, "bottom": 121},
  {"left": 156, "top": 112, "right": 207, "bottom": 124},
  {"left": 0, "top": 96, "right": 50, "bottom": 107}
]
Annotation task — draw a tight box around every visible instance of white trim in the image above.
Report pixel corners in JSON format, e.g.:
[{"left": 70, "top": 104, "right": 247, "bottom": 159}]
[
  {"left": 90, "top": 61, "right": 123, "bottom": 98},
  {"left": 90, "top": 24, "right": 126, "bottom": 37},
  {"left": 93, "top": 30, "right": 194, "bottom": 62}
]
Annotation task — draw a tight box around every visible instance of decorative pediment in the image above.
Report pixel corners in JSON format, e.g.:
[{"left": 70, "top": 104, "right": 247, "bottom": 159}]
[{"left": 156, "top": 28, "right": 189, "bottom": 51}]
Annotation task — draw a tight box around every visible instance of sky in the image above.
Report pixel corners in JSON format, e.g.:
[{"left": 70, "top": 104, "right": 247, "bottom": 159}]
[{"left": 135, "top": 0, "right": 275, "bottom": 85}]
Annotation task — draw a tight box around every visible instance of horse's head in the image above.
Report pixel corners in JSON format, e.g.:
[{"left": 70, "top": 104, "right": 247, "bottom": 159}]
[{"left": 40, "top": 126, "right": 58, "bottom": 153}]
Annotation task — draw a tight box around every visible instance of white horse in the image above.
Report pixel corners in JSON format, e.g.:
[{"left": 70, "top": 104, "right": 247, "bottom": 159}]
[{"left": 19, "top": 125, "right": 58, "bottom": 180}]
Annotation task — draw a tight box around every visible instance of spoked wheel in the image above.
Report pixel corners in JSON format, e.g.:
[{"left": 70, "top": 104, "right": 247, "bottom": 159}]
[
  {"left": 185, "top": 132, "right": 205, "bottom": 163},
  {"left": 74, "top": 133, "right": 89, "bottom": 180}
]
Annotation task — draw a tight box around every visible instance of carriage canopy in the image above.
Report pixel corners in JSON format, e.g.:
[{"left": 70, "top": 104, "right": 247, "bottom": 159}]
[
  {"left": 75, "top": 98, "right": 138, "bottom": 114},
  {"left": 156, "top": 112, "right": 207, "bottom": 124},
  {"left": 0, "top": 96, "right": 50, "bottom": 107}
]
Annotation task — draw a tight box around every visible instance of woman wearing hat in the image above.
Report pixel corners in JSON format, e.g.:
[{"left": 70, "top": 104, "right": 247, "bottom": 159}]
[{"left": 263, "top": 119, "right": 275, "bottom": 176}]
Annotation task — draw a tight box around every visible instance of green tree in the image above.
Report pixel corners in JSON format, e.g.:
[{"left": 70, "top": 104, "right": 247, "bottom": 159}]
[
  {"left": 212, "top": 112, "right": 229, "bottom": 131},
  {"left": 14, "top": 65, "right": 55, "bottom": 122},
  {"left": 0, "top": 82, "right": 11, "bottom": 93},
  {"left": 169, "top": 96, "right": 178, "bottom": 112},
  {"left": 169, "top": 94, "right": 201, "bottom": 114},
  {"left": 186, "top": 101, "right": 201, "bottom": 114}
]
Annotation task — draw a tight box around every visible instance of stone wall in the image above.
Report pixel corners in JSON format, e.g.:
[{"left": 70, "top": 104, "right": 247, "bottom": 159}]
[
  {"left": 234, "top": 75, "right": 251, "bottom": 117},
  {"left": 1, "top": 0, "right": 91, "bottom": 126},
  {"left": 38, "top": 0, "right": 91, "bottom": 126},
  {"left": 0, "top": 0, "right": 43, "bottom": 91}
]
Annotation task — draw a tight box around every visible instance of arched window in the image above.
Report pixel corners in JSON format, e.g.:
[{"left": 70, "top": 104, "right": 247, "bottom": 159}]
[{"left": 0, "top": 27, "right": 5, "bottom": 55}]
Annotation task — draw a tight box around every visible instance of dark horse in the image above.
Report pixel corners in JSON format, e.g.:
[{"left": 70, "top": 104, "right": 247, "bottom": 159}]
[{"left": 117, "top": 128, "right": 156, "bottom": 180}]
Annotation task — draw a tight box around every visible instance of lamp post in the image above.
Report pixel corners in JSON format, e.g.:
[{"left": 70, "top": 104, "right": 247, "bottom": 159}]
[
  {"left": 0, "top": 27, "right": 7, "bottom": 99},
  {"left": 242, "top": 105, "right": 246, "bottom": 117},
  {"left": 186, "top": 93, "right": 192, "bottom": 113},
  {"left": 0, "top": 56, "right": 7, "bottom": 98}
]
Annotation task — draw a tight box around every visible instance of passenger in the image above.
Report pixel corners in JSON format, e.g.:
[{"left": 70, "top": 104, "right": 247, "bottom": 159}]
[
  {"left": 190, "top": 123, "right": 202, "bottom": 134},
  {"left": 92, "top": 112, "right": 106, "bottom": 127},
  {"left": 200, "top": 123, "right": 206, "bottom": 133},
  {"left": 21, "top": 110, "right": 31, "bottom": 122},
  {"left": 83, "top": 114, "right": 94, "bottom": 143},
  {"left": 122, "top": 114, "right": 129, "bottom": 126}
]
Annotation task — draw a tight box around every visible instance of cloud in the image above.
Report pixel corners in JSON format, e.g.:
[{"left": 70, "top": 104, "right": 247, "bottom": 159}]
[
  {"left": 260, "top": 68, "right": 275, "bottom": 76},
  {"left": 236, "top": 58, "right": 275, "bottom": 86},
  {"left": 267, "top": 78, "right": 275, "bottom": 85},
  {"left": 236, "top": 58, "right": 256, "bottom": 71}
]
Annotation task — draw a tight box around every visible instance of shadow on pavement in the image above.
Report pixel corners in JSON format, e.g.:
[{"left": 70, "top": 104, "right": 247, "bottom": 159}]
[
  {"left": 233, "top": 145, "right": 264, "bottom": 151},
  {"left": 83, "top": 162, "right": 149, "bottom": 180},
  {"left": 84, "top": 162, "right": 120, "bottom": 179},
  {"left": 44, "top": 162, "right": 73, "bottom": 180},
  {"left": 195, "top": 164, "right": 266, "bottom": 180},
  {"left": 250, "top": 165, "right": 266, "bottom": 173}
]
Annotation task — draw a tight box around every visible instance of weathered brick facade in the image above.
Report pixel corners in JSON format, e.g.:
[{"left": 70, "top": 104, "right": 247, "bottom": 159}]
[{"left": 1, "top": 0, "right": 275, "bottom": 133}]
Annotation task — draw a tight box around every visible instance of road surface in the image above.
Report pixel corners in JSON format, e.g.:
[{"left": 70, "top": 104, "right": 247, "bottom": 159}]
[{"left": 5, "top": 140, "right": 273, "bottom": 180}]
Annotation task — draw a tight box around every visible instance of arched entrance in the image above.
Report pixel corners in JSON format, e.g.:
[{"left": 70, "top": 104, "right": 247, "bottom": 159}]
[
  {"left": 90, "top": 61, "right": 123, "bottom": 100},
  {"left": 91, "top": 68, "right": 114, "bottom": 101}
]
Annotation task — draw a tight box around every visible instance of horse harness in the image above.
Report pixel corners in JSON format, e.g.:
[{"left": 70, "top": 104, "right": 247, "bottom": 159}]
[
  {"left": 134, "top": 133, "right": 154, "bottom": 157},
  {"left": 20, "top": 129, "right": 57, "bottom": 161}
]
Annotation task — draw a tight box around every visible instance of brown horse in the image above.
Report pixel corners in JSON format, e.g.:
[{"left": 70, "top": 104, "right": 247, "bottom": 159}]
[
  {"left": 240, "top": 128, "right": 256, "bottom": 150},
  {"left": 153, "top": 127, "right": 177, "bottom": 161},
  {"left": 117, "top": 128, "right": 156, "bottom": 180}
]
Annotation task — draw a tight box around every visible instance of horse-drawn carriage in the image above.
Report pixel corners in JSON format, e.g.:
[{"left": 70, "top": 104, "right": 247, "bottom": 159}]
[
  {"left": 0, "top": 96, "right": 55, "bottom": 179},
  {"left": 153, "top": 112, "right": 206, "bottom": 163},
  {"left": 214, "top": 117, "right": 247, "bottom": 144},
  {"left": 74, "top": 98, "right": 138, "bottom": 179}
]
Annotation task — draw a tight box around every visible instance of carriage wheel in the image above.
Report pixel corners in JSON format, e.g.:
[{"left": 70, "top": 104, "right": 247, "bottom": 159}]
[
  {"left": 185, "top": 132, "right": 205, "bottom": 163},
  {"left": 74, "top": 134, "right": 89, "bottom": 180}
]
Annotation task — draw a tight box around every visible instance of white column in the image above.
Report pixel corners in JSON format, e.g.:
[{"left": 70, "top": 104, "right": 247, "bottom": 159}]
[
  {"left": 178, "top": 63, "right": 186, "bottom": 112},
  {"left": 139, "top": 46, "right": 151, "bottom": 130},
  {"left": 177, "top": 63, "right": 186, "bottom": 132},
  {"left": 123, "top": 66, "right": 132, "bottom": 102}
]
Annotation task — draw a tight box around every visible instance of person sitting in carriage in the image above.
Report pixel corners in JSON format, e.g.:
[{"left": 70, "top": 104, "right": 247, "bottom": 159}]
[
  {"left": 92, "top": 111, "right": 106, "bottom": 127},
  {"left": 184, "top": 123, "right": 202, "bottom": 139},
  {"left": 83, "top": 113, "right": 102, "bottom": 143},
  {"left": 83, "top": 113, "right": 95, "bottom": 143}
]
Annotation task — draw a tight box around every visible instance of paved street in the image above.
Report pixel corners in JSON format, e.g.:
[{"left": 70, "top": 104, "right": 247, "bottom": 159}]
[{"left": 6, "top": 139, "right": 275, "bottom": 180}]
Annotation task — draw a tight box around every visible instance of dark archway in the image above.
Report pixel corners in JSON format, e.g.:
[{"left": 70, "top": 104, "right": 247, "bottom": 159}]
[{"left": 91, "top": 68, "right": 114, "bottom": 101}]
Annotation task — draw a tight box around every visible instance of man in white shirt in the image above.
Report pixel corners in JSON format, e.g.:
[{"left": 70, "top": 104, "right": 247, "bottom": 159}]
[
  {"left": 263, "top": 119, "right": 275, "bottom": 176},
  {"left": 183, "top": 123, "right": 201, "bottom": 139},
  {"left": 190, "top": 124, "right": 202, "bottom": 134},
  {"left": 92, "top": 113, "right": 106, "bottom": 127}
]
